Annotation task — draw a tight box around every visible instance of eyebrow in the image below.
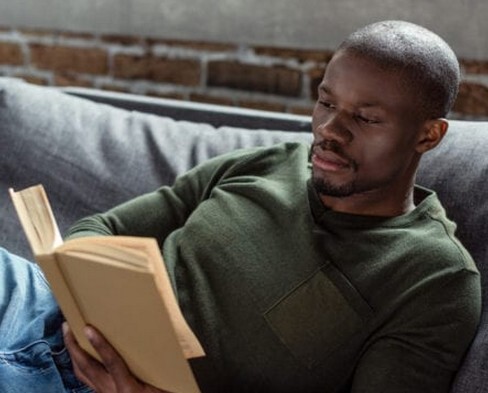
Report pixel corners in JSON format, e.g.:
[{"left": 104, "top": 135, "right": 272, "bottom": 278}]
[
  {"left": 318, "top": 83, "right": 384, "bottom": 110},
  {"left": 318, "top": 84, "right": 332, "bottom": 95}
]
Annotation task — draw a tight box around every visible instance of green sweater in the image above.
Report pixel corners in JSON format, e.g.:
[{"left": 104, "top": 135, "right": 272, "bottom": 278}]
[{"left": 68, "top": 143, "right": 481, "bottom": 393}]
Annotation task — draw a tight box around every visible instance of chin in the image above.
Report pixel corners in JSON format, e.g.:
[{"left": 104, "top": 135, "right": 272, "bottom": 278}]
[{"left": 311, "top": 176, "right": 356, "bottom": 198}]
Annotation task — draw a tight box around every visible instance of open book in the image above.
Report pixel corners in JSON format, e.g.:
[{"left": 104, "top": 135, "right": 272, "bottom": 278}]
[{"left": 10, "top": 184, "right": 204, "bottom": 393}]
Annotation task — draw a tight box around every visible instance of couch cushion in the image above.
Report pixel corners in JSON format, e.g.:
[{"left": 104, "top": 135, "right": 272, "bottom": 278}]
[{"left": 0, "top": 77, "right": 312, "bottom": 259}]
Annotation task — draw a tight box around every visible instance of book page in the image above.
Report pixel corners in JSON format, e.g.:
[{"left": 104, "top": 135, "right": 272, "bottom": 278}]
[
  {"left": 9, "top": 185, "right": 96, "bottom": 361},
  {"left": 9, "top": 185, "right": 63, "bottom": 255}
]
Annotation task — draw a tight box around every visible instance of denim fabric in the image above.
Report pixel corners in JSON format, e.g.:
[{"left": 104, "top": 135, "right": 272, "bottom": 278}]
[{"left": 0, "top": 247, "right": 93, "bottom": 393}]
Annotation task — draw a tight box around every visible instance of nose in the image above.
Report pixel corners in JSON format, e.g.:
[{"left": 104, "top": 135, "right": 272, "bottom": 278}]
[{"left": 315, "top": 111, "right": 353, "bottom": 144}]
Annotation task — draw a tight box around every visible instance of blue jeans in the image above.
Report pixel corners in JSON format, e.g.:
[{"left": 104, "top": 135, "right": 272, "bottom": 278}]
[{"left": 0, "top": 247, "right": 93, "bottom": 393}]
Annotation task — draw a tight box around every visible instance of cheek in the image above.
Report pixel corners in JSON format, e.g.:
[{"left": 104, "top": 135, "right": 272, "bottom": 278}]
[
  {"left": 361, "top": 143, "right": 414, "bottom": 179},
  {"left": 357, "top": 135, "right": 416, "bottom": 174}
]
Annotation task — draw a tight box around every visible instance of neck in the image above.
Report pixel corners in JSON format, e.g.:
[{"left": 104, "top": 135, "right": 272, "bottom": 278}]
[{"left": 319, "top": 186, "right": 416, "bottom": 217}]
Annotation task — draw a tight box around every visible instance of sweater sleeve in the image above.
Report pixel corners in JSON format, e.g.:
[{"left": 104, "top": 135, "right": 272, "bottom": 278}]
[
  {"left": 350, "top": 269, "right": 481, "bottom": 393},
  {"left": 66, "top": 147, "right": 257, "bottom": 246}
]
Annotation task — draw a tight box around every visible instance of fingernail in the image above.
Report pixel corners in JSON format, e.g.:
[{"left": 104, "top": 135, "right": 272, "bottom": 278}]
[{"left": 62, "top": 322, "right": 69, "bottom": 335}]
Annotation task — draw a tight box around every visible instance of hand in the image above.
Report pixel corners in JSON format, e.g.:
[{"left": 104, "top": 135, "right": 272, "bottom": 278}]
[{"left": 63, "top": 322, "right": 168, "bottom": 393}]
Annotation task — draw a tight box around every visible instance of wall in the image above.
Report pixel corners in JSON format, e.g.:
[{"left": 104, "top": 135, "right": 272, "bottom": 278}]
[
  {"left": 1, "top": 0, "right": 488, "bottom": 59},
  {"left": 0, "top": 27, "right": 332, "bottom": 115},
  {"left": 0, "top": 1, "right": 488, "bottom": 118}
]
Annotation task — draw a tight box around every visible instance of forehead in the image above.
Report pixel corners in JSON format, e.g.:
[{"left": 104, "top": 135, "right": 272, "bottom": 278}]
[{"left": 320, "top": 51, "right": 415, "bottom": 115}]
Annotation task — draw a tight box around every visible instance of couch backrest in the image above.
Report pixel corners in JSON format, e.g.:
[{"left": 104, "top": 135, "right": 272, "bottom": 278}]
[
  {"left": 416, "top": 120, "right": 488, "bottom": 392},
  {"left": 417, "top": 121, "right": 488, "bottom": 284},
  {"left": 63, "top": 86, "right": 313, "bottom": 132},
  {"left": 0, "top": 78, "right": 313, "bottom": 259}
]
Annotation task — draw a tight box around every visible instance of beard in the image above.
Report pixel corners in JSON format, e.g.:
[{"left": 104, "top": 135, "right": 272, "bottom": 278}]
[
  {"left": 311, "top": 174, "right": 358, "bottom": 197},
  {"left": 310, "top": 140, "right": 405, "bottom": 199},
  {"left": 309, "top": 140, "right": 360, "bottom": 198}
]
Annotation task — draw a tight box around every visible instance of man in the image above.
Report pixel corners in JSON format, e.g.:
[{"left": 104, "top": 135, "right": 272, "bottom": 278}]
[{"left": 0, "top": 20, "right": 481, "bottom": 393}]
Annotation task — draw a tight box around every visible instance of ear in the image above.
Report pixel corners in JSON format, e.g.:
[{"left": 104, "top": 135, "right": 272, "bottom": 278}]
[{"left": 415, "top": 118, "right": 448, "bottom": 153}]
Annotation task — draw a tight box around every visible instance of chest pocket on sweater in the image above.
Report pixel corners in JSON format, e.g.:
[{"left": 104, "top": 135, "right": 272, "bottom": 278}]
[{"left": 264, "top": 264, "right": 373, "bottom": 369}]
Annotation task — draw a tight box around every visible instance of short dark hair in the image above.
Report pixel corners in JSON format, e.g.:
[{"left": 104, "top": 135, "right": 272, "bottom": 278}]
[{"left": 337, "top": 20, "right": 460, "bottom": 119}]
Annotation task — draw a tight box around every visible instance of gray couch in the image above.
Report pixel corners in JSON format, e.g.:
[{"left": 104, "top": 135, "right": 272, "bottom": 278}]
[{"left": 0, "top": 77, "right": 486, "bottom": 391}]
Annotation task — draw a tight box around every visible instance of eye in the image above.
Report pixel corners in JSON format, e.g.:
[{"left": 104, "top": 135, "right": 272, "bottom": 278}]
[
  {"left": 356, "top": 114, "right": 379, "bottom": 124},
  {"left": 319, "top": 100, "right": 336, "bottom": 110}
]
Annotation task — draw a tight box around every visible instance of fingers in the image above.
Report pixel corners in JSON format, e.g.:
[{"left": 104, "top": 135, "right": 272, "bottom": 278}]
[
  {"left": 83, "top": 325, "right": 140, "bottom": 391},
  {"left": 63, "top": 323, "right": 168, "bottom": 393},
  {"left": 63, "top": 322, "right": 116, "bottom": 392}
]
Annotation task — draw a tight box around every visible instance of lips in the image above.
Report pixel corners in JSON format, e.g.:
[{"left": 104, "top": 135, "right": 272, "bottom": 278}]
[{"left": 311, "top": 147, "right": 351, "bottom": 172}]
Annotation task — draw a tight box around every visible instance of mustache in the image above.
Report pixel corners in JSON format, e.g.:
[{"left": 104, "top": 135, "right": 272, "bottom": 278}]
[{"left": 310, "top": 139, "right": 348, "bottom": 160}]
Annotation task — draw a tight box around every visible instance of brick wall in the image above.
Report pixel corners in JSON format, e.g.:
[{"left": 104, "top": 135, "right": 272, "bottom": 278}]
[{"left": 0, "top": 26, "right": 487, "bottom": 119}]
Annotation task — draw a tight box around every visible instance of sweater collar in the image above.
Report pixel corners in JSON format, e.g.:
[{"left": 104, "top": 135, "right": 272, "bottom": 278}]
[{"left": 307, "top": 180, "right": 443, "bottom": 230}]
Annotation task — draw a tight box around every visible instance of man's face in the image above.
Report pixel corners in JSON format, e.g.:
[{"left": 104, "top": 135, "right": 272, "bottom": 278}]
[{"left": 311, "top": 50, "right": 423, "bottom": 200}]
